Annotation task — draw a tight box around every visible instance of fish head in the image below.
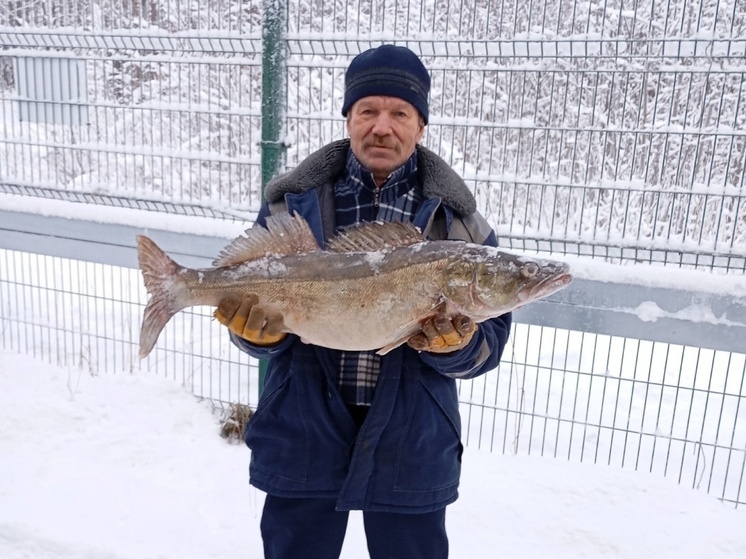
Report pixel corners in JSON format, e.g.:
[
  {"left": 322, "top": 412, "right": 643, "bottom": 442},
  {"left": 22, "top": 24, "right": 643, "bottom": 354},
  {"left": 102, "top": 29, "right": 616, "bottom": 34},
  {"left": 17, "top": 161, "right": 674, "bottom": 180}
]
[{"left": 444, "top": 249, "right": 573, "bottom": 318}]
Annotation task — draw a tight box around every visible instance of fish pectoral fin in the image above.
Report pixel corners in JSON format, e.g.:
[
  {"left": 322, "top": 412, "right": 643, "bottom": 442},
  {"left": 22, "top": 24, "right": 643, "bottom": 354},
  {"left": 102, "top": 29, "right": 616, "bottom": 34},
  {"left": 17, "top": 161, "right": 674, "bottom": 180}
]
[
  {"left": 376, "top": 305, "right": 447, "bottom": 356},
  {"left": 376, "top": 336, "right": 412, "bottom": 356}
]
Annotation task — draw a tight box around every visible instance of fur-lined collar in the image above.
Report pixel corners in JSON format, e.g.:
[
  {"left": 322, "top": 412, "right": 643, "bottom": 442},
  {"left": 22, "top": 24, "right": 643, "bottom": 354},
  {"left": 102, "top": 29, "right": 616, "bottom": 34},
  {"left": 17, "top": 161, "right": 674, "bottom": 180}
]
[{"left": 265, "top": 139, "right": 477, "bottom": 216}]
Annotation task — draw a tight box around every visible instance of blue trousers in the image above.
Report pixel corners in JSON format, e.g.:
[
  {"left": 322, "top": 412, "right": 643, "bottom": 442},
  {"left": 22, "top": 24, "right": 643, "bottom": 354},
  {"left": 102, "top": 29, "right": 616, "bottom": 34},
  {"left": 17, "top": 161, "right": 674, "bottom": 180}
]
[{"left": 260, "top": 495, "right": 448, "bottom": 559}]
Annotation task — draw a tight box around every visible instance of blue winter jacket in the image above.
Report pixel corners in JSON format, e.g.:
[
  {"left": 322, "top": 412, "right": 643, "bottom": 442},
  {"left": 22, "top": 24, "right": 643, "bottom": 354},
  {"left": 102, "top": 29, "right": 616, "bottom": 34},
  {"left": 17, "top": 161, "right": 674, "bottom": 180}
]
[{"left": 233, "top": 140, "right": 512, "bottom": 513}]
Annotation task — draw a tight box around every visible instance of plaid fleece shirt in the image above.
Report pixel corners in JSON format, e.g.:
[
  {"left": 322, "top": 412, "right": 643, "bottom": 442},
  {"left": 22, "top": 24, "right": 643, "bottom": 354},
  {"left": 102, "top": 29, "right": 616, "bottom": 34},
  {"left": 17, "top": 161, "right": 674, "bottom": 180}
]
[{"left": 333, "top": 149, "right": 424, "bottom": 406}]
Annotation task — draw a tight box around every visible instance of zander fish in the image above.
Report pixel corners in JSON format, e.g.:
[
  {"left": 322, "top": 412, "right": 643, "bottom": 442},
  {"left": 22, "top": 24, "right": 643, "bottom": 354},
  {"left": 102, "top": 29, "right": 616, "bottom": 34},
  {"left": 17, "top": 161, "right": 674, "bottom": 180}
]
[{"left": 137, "top": 212, "right": 572, "bottom": 358}]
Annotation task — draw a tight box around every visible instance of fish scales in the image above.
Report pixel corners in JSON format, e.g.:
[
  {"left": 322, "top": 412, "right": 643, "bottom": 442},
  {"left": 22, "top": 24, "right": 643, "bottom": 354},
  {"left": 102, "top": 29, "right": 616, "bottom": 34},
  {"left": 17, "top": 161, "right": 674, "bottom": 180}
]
[
  {"left": 137, "top": 212, "right": 573, "bottom": 358},
  {"left": 175, "top": 249, "right": 455, "bottom": 351}
]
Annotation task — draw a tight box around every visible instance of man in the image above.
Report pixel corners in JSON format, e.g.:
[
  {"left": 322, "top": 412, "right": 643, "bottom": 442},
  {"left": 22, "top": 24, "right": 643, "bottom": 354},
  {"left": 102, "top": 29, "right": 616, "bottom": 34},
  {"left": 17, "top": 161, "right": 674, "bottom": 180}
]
[{"left": 215, "top": 44, "right": 512, "bottom": 559}]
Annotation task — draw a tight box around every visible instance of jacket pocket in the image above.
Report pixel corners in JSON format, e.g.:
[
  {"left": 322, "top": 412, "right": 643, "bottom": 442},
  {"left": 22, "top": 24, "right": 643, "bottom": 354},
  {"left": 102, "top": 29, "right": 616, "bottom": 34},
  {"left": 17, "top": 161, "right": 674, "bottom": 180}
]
[
  {"left": 393, "top": 374, "right": 463, "bottom": 492},
  {"left": 244, "top": 355, "right": 311, "bottom": 483}
]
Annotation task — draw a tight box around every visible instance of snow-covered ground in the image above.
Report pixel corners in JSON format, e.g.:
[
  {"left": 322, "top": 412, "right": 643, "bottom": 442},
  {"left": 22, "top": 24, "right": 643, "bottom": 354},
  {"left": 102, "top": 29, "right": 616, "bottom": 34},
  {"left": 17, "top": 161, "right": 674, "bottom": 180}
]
[{"left": 1, "top": 350, "right": 744, "bottom": 559}]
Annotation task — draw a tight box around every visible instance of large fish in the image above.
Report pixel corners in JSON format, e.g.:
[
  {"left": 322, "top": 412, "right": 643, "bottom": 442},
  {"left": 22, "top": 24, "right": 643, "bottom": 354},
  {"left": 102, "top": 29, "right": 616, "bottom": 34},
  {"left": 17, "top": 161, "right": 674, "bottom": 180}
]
[{"left": 137, "top": 212, "right": 572, "bottom": 358}]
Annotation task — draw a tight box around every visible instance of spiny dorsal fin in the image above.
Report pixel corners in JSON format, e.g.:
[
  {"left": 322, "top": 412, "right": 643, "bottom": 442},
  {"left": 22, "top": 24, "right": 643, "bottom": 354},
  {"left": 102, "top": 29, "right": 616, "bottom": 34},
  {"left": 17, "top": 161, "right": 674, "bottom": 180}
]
[
  {"left": 326, "top": 221, "right": 424, "bottom": 253},
  {"left": 212, "top": 212, "right": 320, "bottom": 267}
]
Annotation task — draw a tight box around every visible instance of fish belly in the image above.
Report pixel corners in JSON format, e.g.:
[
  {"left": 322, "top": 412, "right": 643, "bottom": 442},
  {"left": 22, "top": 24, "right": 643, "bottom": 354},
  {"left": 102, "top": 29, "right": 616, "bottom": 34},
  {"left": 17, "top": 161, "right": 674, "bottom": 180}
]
[{"left": 268, "top": 275, "right": 439, "bottom": 351}]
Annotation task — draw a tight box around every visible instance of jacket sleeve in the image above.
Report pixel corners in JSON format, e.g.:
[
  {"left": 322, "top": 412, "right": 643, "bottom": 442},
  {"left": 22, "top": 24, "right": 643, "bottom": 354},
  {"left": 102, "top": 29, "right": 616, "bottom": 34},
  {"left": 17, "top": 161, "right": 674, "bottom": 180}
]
[{"left": 229, "top": 330, "right": 296, "bottom": 359}]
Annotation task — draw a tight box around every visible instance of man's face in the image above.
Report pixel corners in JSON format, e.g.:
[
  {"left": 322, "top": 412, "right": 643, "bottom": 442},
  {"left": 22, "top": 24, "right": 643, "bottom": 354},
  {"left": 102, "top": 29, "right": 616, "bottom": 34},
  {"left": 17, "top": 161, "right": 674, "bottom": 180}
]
[{"left": 346, "top": 96, "right": 426, "bottom": 186}]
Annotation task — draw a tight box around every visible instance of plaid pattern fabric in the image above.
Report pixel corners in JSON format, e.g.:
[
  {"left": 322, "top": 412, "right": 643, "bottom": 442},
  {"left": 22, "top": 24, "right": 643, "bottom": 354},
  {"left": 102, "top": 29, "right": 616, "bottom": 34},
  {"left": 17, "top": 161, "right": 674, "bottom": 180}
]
[
  {"left": 335, "top": 149, "right": 423, "bottom": 226},
  {"left": 333, "top": 150, "right": 424, "bottom": 406}
]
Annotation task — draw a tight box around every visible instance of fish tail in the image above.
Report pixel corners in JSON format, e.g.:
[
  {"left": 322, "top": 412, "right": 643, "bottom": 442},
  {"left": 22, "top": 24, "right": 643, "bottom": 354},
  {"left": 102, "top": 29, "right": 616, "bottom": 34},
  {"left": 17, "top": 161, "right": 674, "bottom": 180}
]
[{"left": 137, "top": 235, "right": 185, "bottom": 358}]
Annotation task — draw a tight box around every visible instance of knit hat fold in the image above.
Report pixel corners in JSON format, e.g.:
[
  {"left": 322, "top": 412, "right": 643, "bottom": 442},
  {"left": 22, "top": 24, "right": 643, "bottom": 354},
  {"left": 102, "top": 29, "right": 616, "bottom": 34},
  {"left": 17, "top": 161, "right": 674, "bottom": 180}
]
[{"left": 342, "top": 45, "right": 431, "bottom": 124}]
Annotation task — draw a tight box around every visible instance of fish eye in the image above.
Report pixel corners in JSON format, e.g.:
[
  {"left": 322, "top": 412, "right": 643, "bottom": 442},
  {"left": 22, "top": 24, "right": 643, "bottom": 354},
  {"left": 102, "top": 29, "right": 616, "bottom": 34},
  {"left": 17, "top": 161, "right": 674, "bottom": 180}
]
[{"left": 521, "top": 262, "right": 539, "bottom": 278}]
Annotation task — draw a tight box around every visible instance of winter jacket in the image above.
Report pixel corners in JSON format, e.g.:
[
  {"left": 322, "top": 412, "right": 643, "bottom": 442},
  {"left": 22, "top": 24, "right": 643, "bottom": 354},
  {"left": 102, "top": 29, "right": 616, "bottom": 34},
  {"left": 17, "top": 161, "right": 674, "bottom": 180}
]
[{"left": 232, "top": 139, "right": 512, "bottom": 513}]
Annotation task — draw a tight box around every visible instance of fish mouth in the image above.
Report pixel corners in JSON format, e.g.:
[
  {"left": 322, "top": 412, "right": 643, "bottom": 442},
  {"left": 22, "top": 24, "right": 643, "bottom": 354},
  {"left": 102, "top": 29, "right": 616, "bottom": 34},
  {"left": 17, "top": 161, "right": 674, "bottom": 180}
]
[{"left": 529, "top": 271, "right": 573, "bottom": 300}]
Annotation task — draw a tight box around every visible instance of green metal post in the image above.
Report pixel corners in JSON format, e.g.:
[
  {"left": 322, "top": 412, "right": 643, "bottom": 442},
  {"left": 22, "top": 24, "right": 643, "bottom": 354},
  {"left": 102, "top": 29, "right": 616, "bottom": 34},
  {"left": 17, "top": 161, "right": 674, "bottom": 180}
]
[{"left": 259, "top": 0, "right": 288, "bottom": 394}]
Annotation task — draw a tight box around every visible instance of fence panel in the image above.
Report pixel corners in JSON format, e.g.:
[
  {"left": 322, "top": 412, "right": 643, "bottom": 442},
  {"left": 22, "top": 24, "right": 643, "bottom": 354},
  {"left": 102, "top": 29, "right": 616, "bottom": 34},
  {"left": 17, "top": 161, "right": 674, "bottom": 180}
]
[
  {"left": 1, "top": 0, "right": 745, "bottom": 508},
  {"left": 2, "top": 0, "right": 745, "bottom": 268}
]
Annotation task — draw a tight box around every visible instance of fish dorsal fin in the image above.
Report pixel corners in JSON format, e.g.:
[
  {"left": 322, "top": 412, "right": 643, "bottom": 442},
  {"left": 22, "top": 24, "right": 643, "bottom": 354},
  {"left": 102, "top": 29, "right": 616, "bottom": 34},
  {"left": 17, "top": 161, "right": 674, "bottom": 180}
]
[
  {"left": 326, "top": 221, "right": 424, "bottom": 253},
  {"left": 212, "top": 212, "right": 320, "bottom": 267}
]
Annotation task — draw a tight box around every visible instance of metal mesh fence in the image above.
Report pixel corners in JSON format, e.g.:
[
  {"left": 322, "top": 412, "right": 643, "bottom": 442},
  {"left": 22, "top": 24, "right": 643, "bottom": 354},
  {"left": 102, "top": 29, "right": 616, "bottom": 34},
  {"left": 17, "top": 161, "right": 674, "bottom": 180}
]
[
  {"left": 1, "top": 0, "right": 745, "bottom": 268},
  {"left": 281, "top": 0, "right": 746, "bottom": 271},
  {"left": 1, "top": 0, "right": 265, "bottom": 215},
  {"left": 2, "top": 247, "right": 744, "bottom": 507},
  {"left": 1, "top": 0, "right": 745, "bottom": 509},
  {"left": 0, "top": 248, "right": 260, "bottom": 408},
  {"left": 461, "top": 323, "right": 746, "bottom": 508}
]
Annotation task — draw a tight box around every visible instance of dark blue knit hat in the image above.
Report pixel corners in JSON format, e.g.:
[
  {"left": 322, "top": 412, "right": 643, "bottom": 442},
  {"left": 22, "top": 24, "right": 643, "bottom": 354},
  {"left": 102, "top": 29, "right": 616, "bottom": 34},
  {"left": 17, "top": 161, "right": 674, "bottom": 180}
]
[{"left": 342, "top": 45, "right": 430, "bottom": 124}]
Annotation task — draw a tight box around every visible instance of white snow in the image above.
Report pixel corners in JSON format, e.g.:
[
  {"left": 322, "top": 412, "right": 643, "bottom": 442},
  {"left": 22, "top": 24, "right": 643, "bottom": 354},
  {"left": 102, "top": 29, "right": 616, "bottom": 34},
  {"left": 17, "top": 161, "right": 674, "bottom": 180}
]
[
  {"left": 1, "top": 349, "right": 744, "bottom": 559},
  {"left": 633, "top": 300, "right": 742, "bottom": 326}
]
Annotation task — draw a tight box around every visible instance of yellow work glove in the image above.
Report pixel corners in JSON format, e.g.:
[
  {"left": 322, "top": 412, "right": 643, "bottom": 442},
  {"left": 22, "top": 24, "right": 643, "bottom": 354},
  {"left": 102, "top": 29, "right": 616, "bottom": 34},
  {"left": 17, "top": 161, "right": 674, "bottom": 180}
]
[
  {"left": 407, "top": 312, "right": 477, "bottom": 354},
  {"left": 214, "top": 295, "right": 287, "bottom": 346}
]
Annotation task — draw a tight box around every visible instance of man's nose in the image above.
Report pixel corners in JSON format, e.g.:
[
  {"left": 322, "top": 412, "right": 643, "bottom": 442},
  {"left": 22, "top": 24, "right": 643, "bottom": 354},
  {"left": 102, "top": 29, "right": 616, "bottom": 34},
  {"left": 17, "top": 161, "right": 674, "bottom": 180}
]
[{"left": 370, "top": 114, "right": 393, "bottom": 135}]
